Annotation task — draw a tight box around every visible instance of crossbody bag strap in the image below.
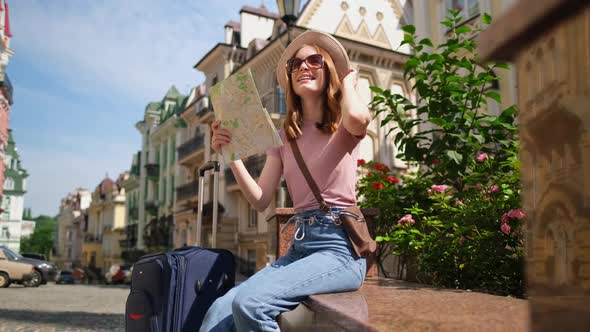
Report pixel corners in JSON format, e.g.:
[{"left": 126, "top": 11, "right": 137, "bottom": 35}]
[{"left": 289, "top": 139, "right": 330, "bottom": 212}]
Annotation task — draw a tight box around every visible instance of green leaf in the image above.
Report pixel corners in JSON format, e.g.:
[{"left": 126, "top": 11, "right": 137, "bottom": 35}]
[
  {"left": 471, "top": 134, "right": 485, "bottom": 144},
  {"left": 455, "top": 26, "right": 472, "bottom": 35},
  {"left": 447, "top": 150, "right": 463, "bottom": 164},
  {"left": 495, "top": 62, "right": 510, "bottom": 70},
  {"left": 419, "top": 38, "right": 434, "bottom": 47},
  {"left": 369, "top": 86, "right": 383, "bottom": 94},
  {"left": 500, "top": 105, "right": 518, "bottom": 118},
  {"left": 482, "top": 13, "right": 492, "bottom": 25},
  {"left": 402, "top": 25, "right": 416, "bottom": 34},
  {"left": 485, "top": 91, "right": 502, "bottom": 104}
]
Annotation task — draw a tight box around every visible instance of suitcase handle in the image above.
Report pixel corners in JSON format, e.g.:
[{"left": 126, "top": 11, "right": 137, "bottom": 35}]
[{"left": 198, "top": 161, "right": 220, "bottom": 177}]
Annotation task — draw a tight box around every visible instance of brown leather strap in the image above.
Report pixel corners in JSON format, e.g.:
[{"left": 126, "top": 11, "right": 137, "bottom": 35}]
[{"left": 289, "top": 139, "right": 330, "bottom": 212}]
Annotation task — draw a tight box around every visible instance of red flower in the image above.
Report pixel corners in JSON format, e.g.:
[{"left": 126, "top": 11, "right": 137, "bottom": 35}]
[
  {"left": 371, "top": 182, "right": 384, "bottom": 190},
  {"left": 374, "top": 163, "right": 390, "bottom": 172},
  {"left": 367, "top": 172, "right": 374, "bottom": 177},
  {"left": 433, "top": 159, "right": 440, "bottom": 166},
  {"left": 386, "top": 176, "right": 399, "bottom": 184},
  {"left": 357, "top": 159, "right": 366, "bottom": 166}
]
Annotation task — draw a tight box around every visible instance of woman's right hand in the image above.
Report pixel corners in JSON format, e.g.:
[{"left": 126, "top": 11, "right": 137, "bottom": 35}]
[{"left": 211, "top": 120, "right": 232, "bottom": 154}]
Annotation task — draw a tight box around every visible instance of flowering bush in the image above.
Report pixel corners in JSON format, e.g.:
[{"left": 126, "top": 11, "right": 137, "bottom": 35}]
[{"left": 358, "top": 11, "right": 525, "bottom": 296}]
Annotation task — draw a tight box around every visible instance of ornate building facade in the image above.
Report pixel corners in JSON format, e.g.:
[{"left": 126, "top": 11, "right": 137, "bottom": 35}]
[{"left": 0, "top": 130, "right": 28, "bottom": 252}]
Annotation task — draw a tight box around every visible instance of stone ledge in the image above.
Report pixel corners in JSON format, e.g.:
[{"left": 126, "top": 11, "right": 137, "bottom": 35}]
[{"left": 280, "top": 277, "right": 529, "bottom": 331}]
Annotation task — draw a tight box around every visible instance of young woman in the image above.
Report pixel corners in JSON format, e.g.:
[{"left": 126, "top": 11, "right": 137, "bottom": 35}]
[{"left": 200, "top": 30, "right": 371, "bottom": 332}]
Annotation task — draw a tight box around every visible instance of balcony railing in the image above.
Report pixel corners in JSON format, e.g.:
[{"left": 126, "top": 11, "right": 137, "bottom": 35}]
[
  {"left": 145, "top": 163, "right": 159, "bottom": 180},
  {"left": 145, "top": 200, "right": 159, "bottom": 215},
  {"left": 196, "top": 96, "right": 211, "bottom": 116},
  {"left": 225, "top": 154, "right": 266, "bottom": 186},
  {"left": 129, "top": 206, "right": 139, "bottom": 220},
  {"left": 177, "top": 134, "right": 205, "bottom": 161},
  {"left": 176, "top": 180, "right": 199, "bottom": 202}
]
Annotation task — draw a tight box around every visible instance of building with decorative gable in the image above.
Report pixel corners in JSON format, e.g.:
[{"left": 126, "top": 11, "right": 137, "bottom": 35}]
[
  {"left": 175, "top": 0, "right": 413, "bottom": 274},
  {"left": 0, "top": 129, "right": 28, "bottom": 252},
  {"left": 122, "top": 86, "right": 186, "bottom": 256},
  {"left": 82, "top": 174, "right": 128, "bottom": 276},
  {"left": 55, "top": 188, "right": 91, "bottom": 269}
]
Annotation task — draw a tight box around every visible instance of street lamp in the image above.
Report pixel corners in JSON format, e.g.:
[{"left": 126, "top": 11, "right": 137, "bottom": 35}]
[
  {"left": 277, "top": 0, "right": 300, "bottom": 27},
  {"left": 277, "top": 0, "right": 300, "bottom": 43}
]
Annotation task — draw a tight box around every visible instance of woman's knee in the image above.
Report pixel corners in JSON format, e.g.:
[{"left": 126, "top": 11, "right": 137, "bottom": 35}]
[{"left": 231, "top": 288, "right": 258, "bottom": 318}]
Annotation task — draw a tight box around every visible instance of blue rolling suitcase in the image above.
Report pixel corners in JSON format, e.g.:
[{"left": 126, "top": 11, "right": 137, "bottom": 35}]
[{"left": 125, "top": 161, "right": 235, "bottom": 332}]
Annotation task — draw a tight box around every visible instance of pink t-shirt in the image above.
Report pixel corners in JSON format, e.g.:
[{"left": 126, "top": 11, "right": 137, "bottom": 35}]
[{"left": 266, "top": 119, "right": 364, "bottom": 212}]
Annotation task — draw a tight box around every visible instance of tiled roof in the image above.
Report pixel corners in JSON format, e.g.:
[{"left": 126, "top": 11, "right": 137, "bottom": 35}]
[
  {"left": 164, "top": 85, "right": 182, "bottom": 100},
  {"left": 146, "top": 102, "right": 161, "bottom": 112},
  {"left": 225, "top": 20, "right": 240, "bottom": 32},
  {"left": 240, "top": 5, "right": 279, "bottom": 19}
]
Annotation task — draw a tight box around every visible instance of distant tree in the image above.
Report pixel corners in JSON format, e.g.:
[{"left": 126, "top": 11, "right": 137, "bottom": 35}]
[{"left": 20, "top": 215, "right": 58, "bottom": 258}]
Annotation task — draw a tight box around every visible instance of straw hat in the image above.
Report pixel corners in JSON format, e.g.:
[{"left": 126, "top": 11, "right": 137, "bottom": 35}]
[{"left": 276, "top": 30, "right": 350, "bottom": 91}]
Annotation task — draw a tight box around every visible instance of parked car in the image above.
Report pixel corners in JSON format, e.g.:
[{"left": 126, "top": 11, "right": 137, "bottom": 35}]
[
  {"left": 0, "top": 246, "right": 40, "bottom": 287},
  {"left": 55, "top": 270, "right": 75, "bottom": 284},
  {"left": 21, "top": 253, "right": 47, "bottom": 261},
  {"left": 104, "top": 264, "right": 132, "bottom": 285},
  {"left": 0, "top": 245, "right": 56, "bottom": 285}
]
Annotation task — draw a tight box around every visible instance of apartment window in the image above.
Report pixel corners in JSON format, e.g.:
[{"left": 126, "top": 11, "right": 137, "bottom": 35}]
[
  {"left": 163, "top": 144, "right": 168, "bottom": 167},
  {"left": 445, "top": 0, "right": 480, "bottom": 21},
  {"left": 247, "top": 249, "right": 256, "bottom": 275},
  {"left": 162, "top": 178, "right": 167, "bottom": 205},
  {"left": 4, "top": 177, "right": 14, "bottom": 190},
  {"left": 170, "top": 140, "right": 176, "bottom": 163},
  {"left": 170, "top": 176, "right": 175, "bottom": 205},
  {"left": 1, "top": 226, "right": 9, "bottom": 239},
  {"left": 248, "top": 208, "right": 258, "bottom": 228}
]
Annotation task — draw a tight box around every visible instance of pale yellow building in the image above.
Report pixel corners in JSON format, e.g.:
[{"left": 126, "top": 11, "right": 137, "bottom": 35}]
[{"left": 82, "top": 173, "right": 128, "bottom": 275}]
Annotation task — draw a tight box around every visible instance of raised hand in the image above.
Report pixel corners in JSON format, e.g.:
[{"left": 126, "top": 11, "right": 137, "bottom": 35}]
[{"left": 211, "top": 120, "right": 232, "bottom": 155}]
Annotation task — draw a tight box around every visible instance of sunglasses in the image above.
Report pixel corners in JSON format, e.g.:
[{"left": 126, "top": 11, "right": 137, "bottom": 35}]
[{"left": 286, "top": 54, "right": 324, "bottom": 74}]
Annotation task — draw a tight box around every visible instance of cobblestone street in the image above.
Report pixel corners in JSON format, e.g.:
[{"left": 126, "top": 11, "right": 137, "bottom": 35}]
[{"left": 0, "top": 283, "right": 129, "bottom": 332}]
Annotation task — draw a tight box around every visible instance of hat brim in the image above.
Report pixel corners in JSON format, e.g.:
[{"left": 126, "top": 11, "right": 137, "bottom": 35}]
[{"left": 276, "top": 30, "right": 350, "bottom": 91}]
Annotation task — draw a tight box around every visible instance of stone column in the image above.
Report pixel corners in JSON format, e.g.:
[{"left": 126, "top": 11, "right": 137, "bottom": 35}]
[{"left": 478, "top": 1, "right": 590, "bottom": 330}]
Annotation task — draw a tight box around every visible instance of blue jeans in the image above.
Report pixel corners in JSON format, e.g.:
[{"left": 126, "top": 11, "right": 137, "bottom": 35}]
[{"left": 199, "top": 207, "right": 367, "bottom": 332}]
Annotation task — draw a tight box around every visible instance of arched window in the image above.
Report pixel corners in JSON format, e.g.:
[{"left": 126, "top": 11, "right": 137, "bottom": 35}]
[{"left": 4, "top": 177, "right": 14, "bottom": 190}]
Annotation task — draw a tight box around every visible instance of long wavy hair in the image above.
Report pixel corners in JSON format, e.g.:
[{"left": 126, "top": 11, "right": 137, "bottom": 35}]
[{"left": 284, "top": 45, "right": 342, "bottom": 140}]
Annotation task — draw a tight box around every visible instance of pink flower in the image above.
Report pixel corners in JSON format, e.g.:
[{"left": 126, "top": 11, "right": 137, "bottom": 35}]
[
  {"left": 507, "top": 209, "right": 526, "bottom": 219},
  {"left": 357, "top": 159, "right": 366, "bottom": 166},
  {"left": 511, "top": 232, "right": 520, "bottom": 238},
  {"left": 501, "top": 213, "right": 509, "bottom": 224},
  {"left": 501, "top": 223, "right": 511, "bottom": 235},
  {"left": 489, "top": 185, "right": 500, "bottom": 193},
  {"left": 398, "top": 214, "right": 415, "bottom": 226},
  {"left": 386, "top": 175, "right": 399, "bottom": 184},
  {"left": 455, "top": 199, "right": 464, "bottom": 206},
  {"left": 475, "top": 183, "right": 483, "bottom": 190},
  {"left": 476, "top": 153, "right": 489, "bottom": 163},
  {"left": 431, "top": 184, "right": 448, "bottom": 193},
  {"left": 371, "top": 182, "right": 384, "bottom": 190}
]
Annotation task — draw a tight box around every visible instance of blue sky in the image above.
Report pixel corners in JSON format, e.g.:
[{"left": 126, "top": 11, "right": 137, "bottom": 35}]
[{"left": 9, "top": 0, "right": 280, "bottom": 217}]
